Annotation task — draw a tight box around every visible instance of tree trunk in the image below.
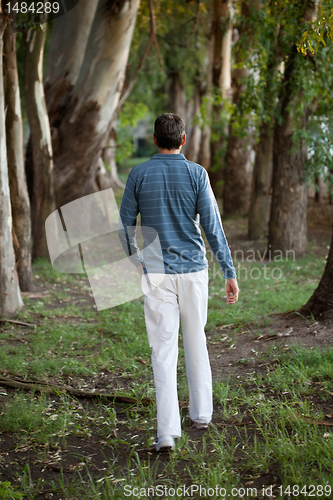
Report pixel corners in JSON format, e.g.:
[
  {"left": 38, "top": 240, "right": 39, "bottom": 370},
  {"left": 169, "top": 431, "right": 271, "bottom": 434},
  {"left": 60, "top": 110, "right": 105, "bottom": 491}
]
[
  {"left": 197, "top": 27, "right": 215, "bottom": 170},
  {"left": 247, "top": 14, "right": 283, "bottom": 240},
  {"left": 24, "top": 26, "right": 55, "bottom": 260},
  {"left": 300, "top": 226, "right": 333, "bottom": 319},
  {"left": 167, "top": 71, "right": 186, "bottom": 119},
  {"left": 248, "top": 126, "right": 273, "bottom": 239},
  {"left": 198, "top": 124, "right": 211, "bottom": 170},
  {"left": 183, "top": 88, "right": 202, "bottom": 163},
  {"left": 209, "top": 0, "right": 232, "bottom": 198},
  {"left": 223, "top": 125, "right": 254, "bottom": 216},
  {"left": 3, "top": 25, "right": 33, "bottom": 291},
  {"left": 314, "top": 175, "right": 320, "bottom": 203},
  {"left": 268, "top": 0, "right": 318, "bottom": 256},
  {"left": 101, "top": 129, "right": 124, "bottom": 189},
  {"left": 51, "top": 0, "right": 140, "bottom": 208},
  {"left": 44, "top": 0, "right": 99, "bottom": 129},
  {"left": 329, "top": 171, "right": 333, "bottom": 204},
  {"left": 223, "top": 0, "right": 258, "bottom": 217},
  {"left": 0, "top": 10, "right": 23, "bottom": 316},
  {"left": 268, "top": 47, "right": 308, "bottom": 257}
]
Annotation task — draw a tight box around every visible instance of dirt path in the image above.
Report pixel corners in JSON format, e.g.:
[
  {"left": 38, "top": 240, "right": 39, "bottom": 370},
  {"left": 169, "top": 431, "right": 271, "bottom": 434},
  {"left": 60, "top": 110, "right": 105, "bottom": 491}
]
[{"left": 208, "top": 311, "right": 333, "bottom": 382}]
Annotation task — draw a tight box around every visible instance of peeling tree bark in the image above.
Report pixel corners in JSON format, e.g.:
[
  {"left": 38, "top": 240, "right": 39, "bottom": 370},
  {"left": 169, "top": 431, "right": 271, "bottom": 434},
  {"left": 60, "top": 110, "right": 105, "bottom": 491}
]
[
  {"left": 3, "top": 24, "right": 33, "bottom": 291},
  {"left": 44, "top": 0, "right": 99, "bottom": 129},
  {"left": 24, "top": 25, "right": 55, "bottom": 260},
  {"left": 0, "top": 10, "right": 23, "bottom": 316},
  {"left": 50, "top": 0, "right": 140, "bottom": 208},
  {"left": 98, "top": 0, "right": 158, "bottom": 191},
  {"left": 101, "top": 128, "right": 124, "bottom": 190}
]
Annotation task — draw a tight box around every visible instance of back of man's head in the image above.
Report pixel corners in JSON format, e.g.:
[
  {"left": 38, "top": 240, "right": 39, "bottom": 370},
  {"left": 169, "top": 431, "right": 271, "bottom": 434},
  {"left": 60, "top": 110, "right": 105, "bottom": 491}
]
[{"left": 154, "top": 113, "right": 185, "bottom": 150}]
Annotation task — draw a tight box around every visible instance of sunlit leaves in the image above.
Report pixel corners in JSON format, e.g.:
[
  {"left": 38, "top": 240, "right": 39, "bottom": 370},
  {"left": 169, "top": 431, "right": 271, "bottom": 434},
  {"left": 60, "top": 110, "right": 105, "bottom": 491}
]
[{"left": 297, "top": 0, "right": 333, "bottom": 55}]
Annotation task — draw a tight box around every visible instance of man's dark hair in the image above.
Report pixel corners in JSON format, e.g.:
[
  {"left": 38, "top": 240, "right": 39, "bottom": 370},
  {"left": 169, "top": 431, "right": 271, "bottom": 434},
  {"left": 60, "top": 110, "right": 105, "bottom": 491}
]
[{"left": 154, "top": 113, "right": 185, "bottom": 150}]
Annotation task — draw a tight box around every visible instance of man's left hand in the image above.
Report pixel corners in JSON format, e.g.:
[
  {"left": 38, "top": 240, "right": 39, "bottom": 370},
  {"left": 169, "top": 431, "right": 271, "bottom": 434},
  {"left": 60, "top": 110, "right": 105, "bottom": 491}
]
[{"left": 225, "top": 278, "right": 239, "bottom": 304}]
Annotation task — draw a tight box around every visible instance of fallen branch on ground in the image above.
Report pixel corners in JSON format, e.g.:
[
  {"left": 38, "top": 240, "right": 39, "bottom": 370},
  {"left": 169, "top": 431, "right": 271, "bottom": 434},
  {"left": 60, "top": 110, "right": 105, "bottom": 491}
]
[
  {"left": 292, "top": 414, "right": 333, "bottom": 426},
  {"left": 255, "top": 327, "right": 294, "bottom": 342},
  {"left": 0, "top": 319, "right": 36, "bottom": 328},
  {"left": 0, "top": 376, "right": 154, "bottom": 406}
]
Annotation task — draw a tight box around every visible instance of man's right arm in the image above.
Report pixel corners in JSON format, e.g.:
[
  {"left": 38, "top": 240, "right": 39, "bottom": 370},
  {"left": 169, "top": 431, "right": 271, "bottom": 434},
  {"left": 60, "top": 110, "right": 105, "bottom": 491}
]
[{"left": 118, "top": 172, "right": 144, "bottom": 269}]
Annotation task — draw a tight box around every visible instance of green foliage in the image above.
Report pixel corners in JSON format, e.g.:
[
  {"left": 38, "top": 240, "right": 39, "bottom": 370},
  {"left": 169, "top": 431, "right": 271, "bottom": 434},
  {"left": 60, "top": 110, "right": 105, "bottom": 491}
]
[
  {"left": 305, "top": 116, "right": 333, "bottom": 197},
  {"left": 209, "top": 91, "right": 234, "bottom": 143},
  {"left": 115, "top": 0, "right": 213, "bottom": 164},
  {"left": 116, "top": 102, "right": 150, "bottom": 165},
  {"left": 119, "top": 0, "right": 211, "bottom": 121},
  {"left": 0, "top": 483, "right": 23, "bottom": 500},
  {"left": 225, "top": 0, "right": 333, "bottom": 196},
  {"left": 289, "top": 40, "right": 333, "bottom": 188},
  {"left": 297, "top": 0, "right": 333, "bottom": 54}
]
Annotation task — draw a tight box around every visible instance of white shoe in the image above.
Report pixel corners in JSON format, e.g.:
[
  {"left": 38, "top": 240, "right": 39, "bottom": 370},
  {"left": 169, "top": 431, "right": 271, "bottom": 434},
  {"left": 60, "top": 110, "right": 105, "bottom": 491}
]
[
  {"left": 156, "top": 435, "right": 175, "bottom": 452},
  {"left": 193, "top": 422, "right": 209, "bottom": 430}
]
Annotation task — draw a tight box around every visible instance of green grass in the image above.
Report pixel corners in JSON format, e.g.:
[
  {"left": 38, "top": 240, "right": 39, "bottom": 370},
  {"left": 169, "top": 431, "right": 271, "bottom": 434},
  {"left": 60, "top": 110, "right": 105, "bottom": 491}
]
[
  {"left": 0, "top": 392, "right": 80, "bottom": 445},
  {"left": 207, "top": 252, "right": 326, "bottom": 329},
  {"left": 0, "top": 220, "right": 332, "bottom": 498},
  {"left": 3, "top": 264, "right": 150, "bottom": 380},
  {"left": 1, "top": 343, "right": 333, "bottom": 498},
  {"left": 0, "top": 482, "right": 23, "bottom": 500}
]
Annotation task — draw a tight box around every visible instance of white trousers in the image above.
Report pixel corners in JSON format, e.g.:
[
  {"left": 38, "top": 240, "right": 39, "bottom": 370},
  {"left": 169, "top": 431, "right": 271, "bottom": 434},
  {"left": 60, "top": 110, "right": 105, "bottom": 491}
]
[{"left": 143, "top": 268, "right": 213, "bottom": 438}]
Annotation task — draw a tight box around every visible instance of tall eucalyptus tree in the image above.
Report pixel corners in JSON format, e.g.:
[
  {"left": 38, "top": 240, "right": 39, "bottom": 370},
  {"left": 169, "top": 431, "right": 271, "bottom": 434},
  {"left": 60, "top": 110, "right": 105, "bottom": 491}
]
[
  {"left": 0, "top": 6, "right": 23, "bottom": 316},
  {"left": 3, "top": 23, "right": 33, "bottom": 289},
  {"left": 45, "top": 0, "right": 140, "bottom": 208}
]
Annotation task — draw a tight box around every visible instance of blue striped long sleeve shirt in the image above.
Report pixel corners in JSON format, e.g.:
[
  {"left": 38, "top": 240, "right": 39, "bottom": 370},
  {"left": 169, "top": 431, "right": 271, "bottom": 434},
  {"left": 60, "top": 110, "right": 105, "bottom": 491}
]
[{"left": 119, "top": 153, "right": 236, "bottom": 279}]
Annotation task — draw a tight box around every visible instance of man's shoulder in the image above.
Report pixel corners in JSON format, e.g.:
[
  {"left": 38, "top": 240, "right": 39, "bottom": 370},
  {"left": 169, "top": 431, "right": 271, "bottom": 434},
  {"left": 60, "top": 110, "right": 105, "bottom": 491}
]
[
  {"left": 182, "top": 158, "right": 208, "bottom": 184},
  {"left": 183, "top": 158, "right": 206, "bottom": 173},
  {"left": 130, "top": 158, "right": 154, "bottom": 174}
]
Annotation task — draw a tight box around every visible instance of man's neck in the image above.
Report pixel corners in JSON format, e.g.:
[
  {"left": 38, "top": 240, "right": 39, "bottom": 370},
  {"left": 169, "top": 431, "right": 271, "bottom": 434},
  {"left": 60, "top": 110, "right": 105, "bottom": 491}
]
[{"left": 158, "top": 148, "right": 182, "bottom": 154}]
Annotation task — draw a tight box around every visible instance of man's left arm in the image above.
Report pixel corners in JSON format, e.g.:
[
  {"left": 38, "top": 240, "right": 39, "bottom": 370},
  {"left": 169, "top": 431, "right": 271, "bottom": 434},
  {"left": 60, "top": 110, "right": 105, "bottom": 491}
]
[{"left": 196, "top": 170, "right": 239, "bottom": 303}]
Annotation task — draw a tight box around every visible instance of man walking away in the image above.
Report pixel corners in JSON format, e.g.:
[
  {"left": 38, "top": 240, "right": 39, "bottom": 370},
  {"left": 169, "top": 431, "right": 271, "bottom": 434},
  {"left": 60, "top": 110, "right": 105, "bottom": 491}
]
[{"left": 119, "top": 113, "right": 239, "bottom": 452}]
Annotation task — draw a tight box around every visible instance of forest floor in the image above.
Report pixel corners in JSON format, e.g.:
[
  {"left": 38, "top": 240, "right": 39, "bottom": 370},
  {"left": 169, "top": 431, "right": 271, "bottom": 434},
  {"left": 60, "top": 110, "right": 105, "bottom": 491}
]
[{"left": 0, "top": 197, "right": 333, "bottom": 500}]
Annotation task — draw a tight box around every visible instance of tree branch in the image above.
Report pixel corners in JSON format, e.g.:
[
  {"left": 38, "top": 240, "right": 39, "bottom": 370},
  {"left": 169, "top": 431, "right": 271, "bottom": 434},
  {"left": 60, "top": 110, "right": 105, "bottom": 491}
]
[
  {"left": 0, "top": 375, "right": 154, "bottom": 405},
  {"left": 118, "top": 0, "right": 162, "bottom": 109},
  {"left": 186, "top": 0, "right": 201, "bottom": 45}
]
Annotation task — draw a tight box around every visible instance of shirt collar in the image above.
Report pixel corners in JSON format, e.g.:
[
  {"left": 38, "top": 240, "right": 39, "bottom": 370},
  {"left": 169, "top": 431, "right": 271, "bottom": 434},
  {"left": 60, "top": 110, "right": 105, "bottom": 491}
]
[{"left": 152, "top": 153, "right": 186, "bottom": 159}]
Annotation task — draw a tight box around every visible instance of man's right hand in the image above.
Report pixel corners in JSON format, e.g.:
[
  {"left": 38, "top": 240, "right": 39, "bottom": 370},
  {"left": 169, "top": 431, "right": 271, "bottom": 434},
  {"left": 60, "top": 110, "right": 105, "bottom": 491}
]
[{"left": 225, "top": 278, "right": 239, "bottom": 304}]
